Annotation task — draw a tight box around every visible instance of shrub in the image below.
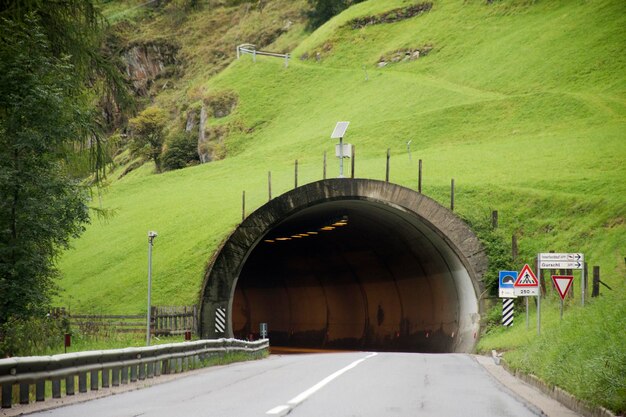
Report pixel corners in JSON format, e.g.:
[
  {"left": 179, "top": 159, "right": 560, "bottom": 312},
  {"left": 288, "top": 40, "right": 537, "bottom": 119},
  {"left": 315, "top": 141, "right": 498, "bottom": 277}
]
[{"left": 162, "top": 131, "right": 200, "bottom": 171}]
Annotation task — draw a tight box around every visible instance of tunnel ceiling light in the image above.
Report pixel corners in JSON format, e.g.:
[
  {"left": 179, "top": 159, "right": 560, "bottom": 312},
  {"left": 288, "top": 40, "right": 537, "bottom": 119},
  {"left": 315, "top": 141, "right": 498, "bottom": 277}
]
[
  {"left": 264, "top": 239, "right": 275, "bottom": 243},
  {"left": 320, "top": 226, "right": 335, "bottom": 231},
  {"left": 332, "top": 221, "right": 347, "bottom": 226},
  {"left": 307, "top": 231, "right": 318, "bottom": 235},
  {"left": 291, "top": 235, "right": 303, "bottom": 238},
  {"left": 276, "top": 237, "right": 291, "bottom": 241},
  {"left": 298, "top": 233, "right": 310, "bottom": 237}
]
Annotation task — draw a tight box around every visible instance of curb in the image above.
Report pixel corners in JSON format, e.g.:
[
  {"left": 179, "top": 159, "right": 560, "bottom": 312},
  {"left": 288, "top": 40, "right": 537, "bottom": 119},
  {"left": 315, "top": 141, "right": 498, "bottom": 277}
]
[{"left": 497, "top": 356, "right": 618, "bottom": 417}]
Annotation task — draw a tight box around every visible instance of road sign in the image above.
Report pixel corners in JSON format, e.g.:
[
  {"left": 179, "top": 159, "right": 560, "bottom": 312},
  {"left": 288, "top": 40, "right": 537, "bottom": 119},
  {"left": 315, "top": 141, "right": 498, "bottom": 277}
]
[
  {"left": 539, "top": 260, "right": 583, "bottom": 270},
  {"left": 552, "top": 275, "right": 574, "bottom": 300},
  {"left": 539, "top": 253, "right": 584, "bottom": 262},
  {"left": 499, "top": 271, "right": 518, "bottom": 298},
  {"left": 514, "top": 264, "right": 539, "bottom": 296}
]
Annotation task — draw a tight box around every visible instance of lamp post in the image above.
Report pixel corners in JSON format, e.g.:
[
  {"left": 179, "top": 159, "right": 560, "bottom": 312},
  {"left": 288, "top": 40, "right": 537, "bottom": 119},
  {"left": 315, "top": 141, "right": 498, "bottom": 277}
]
[{"left": 147, "top": 231, "right": 157, "bottom": 346}]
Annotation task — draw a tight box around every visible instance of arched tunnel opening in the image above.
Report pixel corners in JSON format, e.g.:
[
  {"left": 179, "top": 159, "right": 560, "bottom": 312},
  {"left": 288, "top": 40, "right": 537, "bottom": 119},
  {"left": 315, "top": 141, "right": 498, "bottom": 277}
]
[{"left": 200, "top": 180, "right": 487, "bottom": 353}]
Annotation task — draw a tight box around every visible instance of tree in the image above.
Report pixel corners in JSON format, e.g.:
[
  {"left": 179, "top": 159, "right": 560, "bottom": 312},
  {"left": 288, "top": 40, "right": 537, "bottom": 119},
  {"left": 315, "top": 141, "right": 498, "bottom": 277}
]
[
  {"left": 129, "top": 107, "right": 169, "bottom": 173},
  {"left": 0, "top": 16, "right": 91, "bottom": 327}
]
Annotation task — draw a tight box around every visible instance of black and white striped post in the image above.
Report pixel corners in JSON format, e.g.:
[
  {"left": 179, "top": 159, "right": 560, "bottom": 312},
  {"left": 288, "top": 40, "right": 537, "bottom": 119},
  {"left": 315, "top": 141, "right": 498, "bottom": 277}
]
[
  {"left": 502, "top": 299, "right": 514, "bottom": 327},
  {"left": 215, "top": 307, "right": 226, "bottom": 334}
]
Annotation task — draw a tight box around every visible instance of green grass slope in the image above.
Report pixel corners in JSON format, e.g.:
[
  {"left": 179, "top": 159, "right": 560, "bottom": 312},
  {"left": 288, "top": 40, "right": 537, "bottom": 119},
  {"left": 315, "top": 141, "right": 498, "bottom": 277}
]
[{"left": 59, "top": 0, "right": 625, "bottom": 410}]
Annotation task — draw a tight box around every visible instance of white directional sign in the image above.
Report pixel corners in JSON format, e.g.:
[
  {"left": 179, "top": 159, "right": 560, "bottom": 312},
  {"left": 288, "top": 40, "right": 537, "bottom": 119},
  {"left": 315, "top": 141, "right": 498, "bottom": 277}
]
[
  {"left": 538, "top": 253, "right": 584, "bottom": 261},
  {"left": 539, "top": 261, "right": 584, "bottom": 269},
  {"left": 538, "top": 253, "right": 584, "bottom": 270}
]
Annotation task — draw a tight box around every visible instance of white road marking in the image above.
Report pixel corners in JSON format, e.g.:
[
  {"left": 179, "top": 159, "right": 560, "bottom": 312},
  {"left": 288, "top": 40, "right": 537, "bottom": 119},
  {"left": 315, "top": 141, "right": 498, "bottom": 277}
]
[
  {"left": 265, "top": 352, "right": 378, "bottom": 415},
  {"left": 266, "top": 405, "right": 290, "bottom": 415}
]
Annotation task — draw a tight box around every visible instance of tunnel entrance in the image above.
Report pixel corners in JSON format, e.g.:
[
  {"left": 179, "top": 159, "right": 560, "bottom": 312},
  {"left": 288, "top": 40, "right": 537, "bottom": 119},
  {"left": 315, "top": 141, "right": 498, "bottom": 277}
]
[{"left": 200, "top": 179, "right": 488, "bottom": 353}]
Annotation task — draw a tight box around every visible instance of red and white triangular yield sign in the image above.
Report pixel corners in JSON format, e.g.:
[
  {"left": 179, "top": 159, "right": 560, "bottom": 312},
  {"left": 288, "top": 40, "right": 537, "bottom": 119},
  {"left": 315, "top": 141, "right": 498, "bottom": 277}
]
[{"left": 552, "top": 275, "right": 574, "bottom": 300}]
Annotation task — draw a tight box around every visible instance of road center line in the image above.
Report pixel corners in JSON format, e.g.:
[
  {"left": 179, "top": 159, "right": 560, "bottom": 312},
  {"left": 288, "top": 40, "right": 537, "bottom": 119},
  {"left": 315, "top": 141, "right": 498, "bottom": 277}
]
[{"left": 265, "top": 352, "right": 378, "bottom": 415}]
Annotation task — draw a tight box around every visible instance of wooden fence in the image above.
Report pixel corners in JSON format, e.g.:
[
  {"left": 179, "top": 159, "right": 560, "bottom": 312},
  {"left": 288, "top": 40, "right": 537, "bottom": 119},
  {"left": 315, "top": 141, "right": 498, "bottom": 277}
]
[{"left": 51, "top": 306, "right": 198, "bottom": 336}]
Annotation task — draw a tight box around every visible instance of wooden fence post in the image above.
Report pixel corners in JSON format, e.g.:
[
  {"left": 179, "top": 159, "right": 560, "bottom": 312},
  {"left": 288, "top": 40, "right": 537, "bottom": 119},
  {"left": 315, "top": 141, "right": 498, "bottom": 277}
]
[
  {"left": 385, "top": 149, "right": 390, "bottom": 182},
  {"left": 351, "top": 145, "right": 355, "bottom": 179},
  {"left": 268, "top": 171, "right": 272, "bottom": 201},
  {"left": 323, "top": 151, "right": 327, "bottom": 180},
  {"left": 492, "top": 210, "right": 498, "bottom": 229},
  {"left": 512, "top": 234, "right": 518, "bottom": 261},
  {"left": 450, "top": 179, "right": 455, "bottom": 211},
  {"left": 418, "top": 159, "right": 422, "bottom": 193},
  {"left": 242, "top": 191, "right": 245, "bottom": 222},
  {"left": 294, "top": 159, "right": 298, "bottom": 189},
  {"left": 592, "top": 266, "right": 600, "bottom": 297}
]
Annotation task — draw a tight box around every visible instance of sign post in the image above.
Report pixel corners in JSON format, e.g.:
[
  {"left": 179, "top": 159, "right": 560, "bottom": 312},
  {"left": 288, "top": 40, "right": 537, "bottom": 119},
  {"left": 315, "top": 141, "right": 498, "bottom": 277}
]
[
  {"left": 539, "top": 253, "right": 585, "bottom": 305},
  {"left": 499, "top": 271, "right": 517, "bottom": 328},
  {"left": 513, "top": 264, "right": 539, "bottom": 330},
  {"left": 552, "top": 275, "right": 574, "bottom": 320}
]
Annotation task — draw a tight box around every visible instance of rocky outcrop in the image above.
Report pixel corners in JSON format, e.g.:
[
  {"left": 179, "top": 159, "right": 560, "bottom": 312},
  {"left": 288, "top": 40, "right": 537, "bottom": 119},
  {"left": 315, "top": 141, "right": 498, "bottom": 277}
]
[
  {"left": 377, "top": 45, "right": 434, "bottom": 67},
  {"left": 348, "top": 3, "right": 433, "bottom": 29},
  {"left": 122, "top": 40, "right": 181, "bottom": 96},
  {"left": 184, "top": 90, "right": 239, "bottom": 163}
]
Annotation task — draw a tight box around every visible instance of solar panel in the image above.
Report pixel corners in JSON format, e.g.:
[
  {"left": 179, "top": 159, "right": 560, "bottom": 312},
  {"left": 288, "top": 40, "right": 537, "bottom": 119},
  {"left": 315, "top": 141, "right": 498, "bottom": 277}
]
[{"left": 330, "top": 121, "right": 350, "bottom": 139}]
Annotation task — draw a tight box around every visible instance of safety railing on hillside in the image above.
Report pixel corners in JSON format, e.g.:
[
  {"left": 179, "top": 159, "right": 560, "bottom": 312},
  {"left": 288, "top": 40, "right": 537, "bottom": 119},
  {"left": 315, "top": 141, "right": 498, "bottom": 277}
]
[
  {"left": 236, "top": 43, "right": 290, "bottom": 67},
  {"left": 0, "top": 338, "right": 268, "bottom": 409}
]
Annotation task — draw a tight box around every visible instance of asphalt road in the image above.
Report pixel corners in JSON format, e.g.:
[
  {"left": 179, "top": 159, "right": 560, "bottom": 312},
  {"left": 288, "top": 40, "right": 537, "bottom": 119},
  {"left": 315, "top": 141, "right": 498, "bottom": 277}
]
[{"left": 28, "top": 352, "right": 552, "bottom": 417}]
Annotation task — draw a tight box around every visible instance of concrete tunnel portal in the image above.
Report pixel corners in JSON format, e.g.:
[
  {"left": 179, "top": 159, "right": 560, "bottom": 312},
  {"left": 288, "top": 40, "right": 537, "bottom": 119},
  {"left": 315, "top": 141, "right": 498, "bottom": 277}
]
[{"left": 199, "top": 179, "right": 488, "bottom": 353}]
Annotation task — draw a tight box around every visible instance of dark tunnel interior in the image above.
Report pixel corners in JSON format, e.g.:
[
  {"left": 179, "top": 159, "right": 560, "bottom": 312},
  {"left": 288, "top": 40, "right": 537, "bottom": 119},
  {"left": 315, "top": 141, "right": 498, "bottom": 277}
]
[{"left": 231, "top": 200, "right": 479, "bottom": 353}]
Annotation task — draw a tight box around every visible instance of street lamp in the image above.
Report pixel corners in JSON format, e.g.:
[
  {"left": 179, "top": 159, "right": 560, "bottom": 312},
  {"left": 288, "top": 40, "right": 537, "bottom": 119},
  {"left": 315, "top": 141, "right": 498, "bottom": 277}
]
[
  {"left": 330, "top": 121, "right": 351, "bottom": 178},
  {"left": 147, "top": 231, "right": 157, "bottom": 346}
]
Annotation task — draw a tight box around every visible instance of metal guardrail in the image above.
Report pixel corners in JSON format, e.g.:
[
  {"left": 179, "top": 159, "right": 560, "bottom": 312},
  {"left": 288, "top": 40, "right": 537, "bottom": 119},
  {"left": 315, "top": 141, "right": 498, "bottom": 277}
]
[
  {"left": 236, "top": 43, "right": 290, "bottom": 67},
  {"left": 0, "top": 338, "right": 269, "bottom": 409}
]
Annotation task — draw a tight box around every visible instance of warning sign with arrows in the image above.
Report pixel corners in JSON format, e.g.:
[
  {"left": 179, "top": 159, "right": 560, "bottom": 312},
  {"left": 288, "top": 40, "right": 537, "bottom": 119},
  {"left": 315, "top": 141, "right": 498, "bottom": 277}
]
[
  {"left": 514, "top": 264, "right": 539, "bottom": 296},
  {"left": 552, "top": 275, "right": 574, "bottom": 300}
]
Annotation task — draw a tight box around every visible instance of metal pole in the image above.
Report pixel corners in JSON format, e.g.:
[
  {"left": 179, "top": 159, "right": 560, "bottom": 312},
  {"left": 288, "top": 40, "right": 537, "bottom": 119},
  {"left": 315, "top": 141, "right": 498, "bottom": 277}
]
[
  {"left": 526, "top": 297, "right": 529, "bottom": 330},
  {"left": 339, "top": 137, "right": 344, "bottom": 178},
  {"left": 147, "top": 233, "right": 155, "bottom": 346},
  {"left": 536, "top": 257, "right": 541, "bottom": 335},
  {"left": 295, "top": 159, "right": 298, "bottom": 188},
  {"left": 268, "top": 171, "right": 272, "bottom": 201},
  {"left": 581, "top": 262, "right": 586, "bottom": 306}
]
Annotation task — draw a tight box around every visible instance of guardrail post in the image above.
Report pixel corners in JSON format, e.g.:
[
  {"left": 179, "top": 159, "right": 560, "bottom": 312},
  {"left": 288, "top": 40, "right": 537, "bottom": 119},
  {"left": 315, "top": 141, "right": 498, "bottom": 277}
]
[
  {"left": 130, "top": 365, "right": 137, "bottom": 382},
  {"left": 139, "top": 363, "right": 146, "bottom": 381},
  {"left": 147, "top": 362, "right": 154, "bottom": 378},
  {"left": 177, "top": 358, "right": 183, "bottom": 373},
  {"left": 155, "top": 360, "right": 162, "bottom": 376},
  {"left": 79, "top": 372, "right": 87, "bottom": 393},
  {"left": 102, "top": 369, "right": 110, "bottom": 388},
  {"left": 66, "top": 375, "right": 75, "bottom": 395},
  {"left": 1, "top": 383, "right": 12, "bottom": 408},
  {"left": 36, "top": 380, "right": 45, "bottom": 401},
  {"left": 90, "top": 370, "right": 99, "bottom": 390},
  {"left": 121, "top": 366, "right": 128, "bottom": 384},
  {"left": 52, "top": 379, "right": 61, "bottom": 398},
  {"left": 112, "top": 367, "right": 120, "bottom": 386},
  {"left": 19, "top": 383, "right": 29, "bottom": 404}
]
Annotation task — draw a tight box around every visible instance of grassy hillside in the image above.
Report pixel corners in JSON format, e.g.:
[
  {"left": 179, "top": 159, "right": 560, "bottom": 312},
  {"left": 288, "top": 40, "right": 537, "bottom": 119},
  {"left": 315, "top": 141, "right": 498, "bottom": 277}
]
[{"left": 58, "top": 0, "right": 625, "bottom": 410}]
